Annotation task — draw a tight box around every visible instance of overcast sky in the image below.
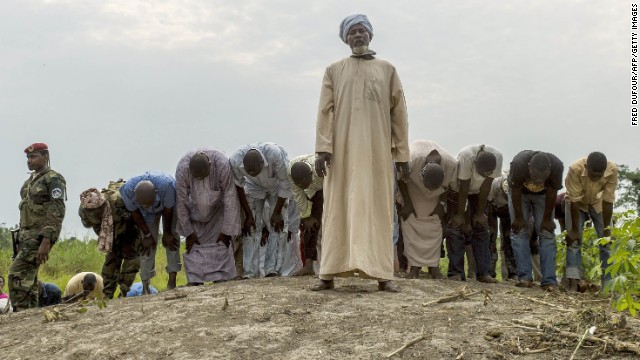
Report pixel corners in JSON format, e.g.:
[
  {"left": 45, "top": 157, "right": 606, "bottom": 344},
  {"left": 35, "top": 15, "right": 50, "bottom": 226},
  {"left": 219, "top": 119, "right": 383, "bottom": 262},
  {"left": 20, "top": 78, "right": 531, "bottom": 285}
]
[{"left": 0, "top": 0, "right": 636, "bottom": 238}]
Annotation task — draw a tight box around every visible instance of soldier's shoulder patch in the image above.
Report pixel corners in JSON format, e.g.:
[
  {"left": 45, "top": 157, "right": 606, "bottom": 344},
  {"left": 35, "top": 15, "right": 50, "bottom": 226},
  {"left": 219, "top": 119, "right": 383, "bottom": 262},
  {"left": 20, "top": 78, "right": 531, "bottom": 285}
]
[{"left": 52, "top": 188, "right": 63, "bottom": 199}]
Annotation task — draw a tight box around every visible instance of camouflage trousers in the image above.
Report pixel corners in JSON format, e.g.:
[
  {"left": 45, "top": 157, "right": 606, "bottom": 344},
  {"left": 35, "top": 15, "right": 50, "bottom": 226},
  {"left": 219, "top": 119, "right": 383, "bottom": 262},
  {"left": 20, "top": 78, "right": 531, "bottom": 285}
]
[
  {"left": 8, "top": 236, "right": 41, "bottom": 311},
  {"left": 102, "top": 234, "right": 141, "bottom": 299}
]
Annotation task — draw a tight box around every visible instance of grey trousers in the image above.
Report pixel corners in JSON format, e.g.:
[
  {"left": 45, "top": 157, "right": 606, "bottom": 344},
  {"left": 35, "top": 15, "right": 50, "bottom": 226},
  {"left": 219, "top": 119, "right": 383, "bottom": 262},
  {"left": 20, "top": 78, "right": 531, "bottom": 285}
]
[{"left": 139, "top": 214, "right": 182, "bottom": 281}]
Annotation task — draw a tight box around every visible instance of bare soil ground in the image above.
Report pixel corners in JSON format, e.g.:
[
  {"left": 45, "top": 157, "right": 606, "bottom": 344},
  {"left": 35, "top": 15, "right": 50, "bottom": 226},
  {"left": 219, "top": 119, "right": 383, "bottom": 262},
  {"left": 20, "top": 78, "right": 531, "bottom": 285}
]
[{"left": 1, "top": 275, "right": 639, "bottom": 360}]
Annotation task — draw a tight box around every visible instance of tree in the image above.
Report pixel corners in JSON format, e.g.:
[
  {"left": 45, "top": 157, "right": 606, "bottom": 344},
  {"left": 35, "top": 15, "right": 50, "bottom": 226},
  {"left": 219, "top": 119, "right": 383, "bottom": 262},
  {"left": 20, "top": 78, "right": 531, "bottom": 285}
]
[
  {"left": 616, "top": 164, "right": 640, "bottom": 213},
  {"left": 0, "top": 224, "right": 12, "bottom": 250}
]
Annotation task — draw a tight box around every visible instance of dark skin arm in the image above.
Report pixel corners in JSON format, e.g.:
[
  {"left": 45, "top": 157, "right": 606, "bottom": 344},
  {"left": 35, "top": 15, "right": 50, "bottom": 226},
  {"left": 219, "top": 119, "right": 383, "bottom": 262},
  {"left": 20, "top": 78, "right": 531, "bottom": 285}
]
[
  {"left": 602, "top": 201, "right": 614, "bottom": 237},
  {"left": 161, "top": 207, "right": 179, "bottom": 251},
  {"left": 473, "top": 177, "right": 493, "bottom": 227},
  {"left": 541, "top": 188, "right": 558, "bottom": 233},
  {"left": 36, "top": 237, "right": 51, "bottom": 265},
  {"left": 270, "top": 197, "right": 287, "bottom": 233},
  {"left": 260, "top": 227, "right": 270, "bottom": 246},
  {"left": 216, "top": 233, "right": 232, "bottom": 248},
  {"left": 236, "top": 185, "right": 255, "bottom": 236},
  {"left": 315, "top": 152, "right": 332, "bottom": 177},
  {"left": 487, "top": 205, "right": 497, "bottom": 233},
  {"left": 131, "top": 209, "right": 155, "bottom": 256},
  {"left": 431, "top": 190, "right": 448, "bottom": 223},
  {"left": 62, "top": 291, "right": 90, "bottom": 304},
  {"left": 131, "top": 209, "right": 151, "bottom": 235},
  {"left": 396, "top": 162, "right": 409, "bottom": 182},
  {"left": 310, "top": 190, "right": 324, "bottom": 223},
  {"left": 511, "top": 187, "right": 526, "bottom": 233},
  {"left": 452, "top": 179, "right": 471, "bottom": 226},
  {"left": 567, "top": 201, "right": 581, "bottom": 242},
  {"left": 302, "top": 190, "right": 324, "bottom": 237},
  {"left": 557, "top": 217, "right": 566, "bottom": 233},
  {"left": 186, "top": 233, "right": 200, "bottom": 254},
  {"left": 397, "top": 181, "right": 416, "bottom": 220}
]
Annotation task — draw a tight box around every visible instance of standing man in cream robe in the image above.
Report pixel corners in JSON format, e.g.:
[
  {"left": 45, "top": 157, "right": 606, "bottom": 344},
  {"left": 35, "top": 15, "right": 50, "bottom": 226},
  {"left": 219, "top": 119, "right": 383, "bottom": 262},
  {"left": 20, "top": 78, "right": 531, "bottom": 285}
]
[
  {"left": 313, "top": 14, "right": 410, "bottom": 292},
  {"left": 398, "top": 140, "right": 458, "bottom": 279}
]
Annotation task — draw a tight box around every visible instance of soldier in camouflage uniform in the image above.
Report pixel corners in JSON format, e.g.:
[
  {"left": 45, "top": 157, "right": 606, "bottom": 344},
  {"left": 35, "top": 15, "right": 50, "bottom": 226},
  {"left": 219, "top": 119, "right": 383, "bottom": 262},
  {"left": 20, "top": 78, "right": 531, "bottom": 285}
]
[
  {"left": 9, "top": 143, "right": 66, "bottom": 311},
  {"left": 79, "top": 181, "right": 142, "bottom": 298}
]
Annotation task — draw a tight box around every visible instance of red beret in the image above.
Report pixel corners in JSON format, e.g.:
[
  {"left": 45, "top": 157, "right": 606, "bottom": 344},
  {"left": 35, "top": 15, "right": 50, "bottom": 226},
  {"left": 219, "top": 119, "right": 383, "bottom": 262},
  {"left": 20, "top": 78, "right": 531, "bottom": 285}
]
[{"left": 24, "top": 142, "right": 49, "bottom": 154}]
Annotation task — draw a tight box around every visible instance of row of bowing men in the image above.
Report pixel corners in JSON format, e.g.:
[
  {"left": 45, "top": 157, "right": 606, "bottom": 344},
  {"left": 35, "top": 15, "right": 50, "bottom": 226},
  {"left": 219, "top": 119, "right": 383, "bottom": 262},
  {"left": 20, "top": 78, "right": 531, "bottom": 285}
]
[{"left": 77, "top": 140, "right": 616, "bottom": 296}]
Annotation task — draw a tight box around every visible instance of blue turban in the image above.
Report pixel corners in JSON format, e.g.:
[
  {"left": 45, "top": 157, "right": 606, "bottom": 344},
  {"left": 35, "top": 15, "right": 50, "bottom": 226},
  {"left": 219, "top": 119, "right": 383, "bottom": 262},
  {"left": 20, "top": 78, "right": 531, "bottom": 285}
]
[{"left": 339, "top": 14, "right": 373, "bottom": 44}]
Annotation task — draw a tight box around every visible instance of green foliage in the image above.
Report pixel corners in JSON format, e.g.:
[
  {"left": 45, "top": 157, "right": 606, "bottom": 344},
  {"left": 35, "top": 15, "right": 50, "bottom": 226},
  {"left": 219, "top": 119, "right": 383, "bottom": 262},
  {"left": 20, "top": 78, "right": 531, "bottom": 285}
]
[
  {"left": 556, "top": 211, "right": 640, "bottom": 316},
  {"left": 0, "top": 224, "right": 188, "bottom": 293},
  {"left": 0, "top": 223, "right": 12, "bottom": 250},
  {"left": 603, "top": 211, "right": 640, "bottom": 316},
  {"left": 556, "top": 225, "right": 607, "bottom": 284},
  {"left": 616, "top": 164, "right": 640, "bottom": 213},
  {"left": 40, "top": 239, "right": 104, "bottom": 277}
]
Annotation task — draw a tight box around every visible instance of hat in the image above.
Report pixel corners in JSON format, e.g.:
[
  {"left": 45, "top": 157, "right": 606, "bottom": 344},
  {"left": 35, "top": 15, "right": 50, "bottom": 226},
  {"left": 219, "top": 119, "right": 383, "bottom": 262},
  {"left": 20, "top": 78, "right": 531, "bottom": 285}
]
[
  {"left": 24, "top": 142, "right": 48, "bottom": 154},
  {"left": 339, "top": 14, "right": 374, "bottom": 44}
]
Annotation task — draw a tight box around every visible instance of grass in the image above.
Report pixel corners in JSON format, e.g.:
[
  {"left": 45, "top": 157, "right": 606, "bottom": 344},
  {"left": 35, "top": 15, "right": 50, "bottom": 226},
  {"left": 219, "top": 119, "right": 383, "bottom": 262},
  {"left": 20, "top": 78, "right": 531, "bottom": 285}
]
[{"left": 0, "top": 240, "right": 189, "bottom": 296}]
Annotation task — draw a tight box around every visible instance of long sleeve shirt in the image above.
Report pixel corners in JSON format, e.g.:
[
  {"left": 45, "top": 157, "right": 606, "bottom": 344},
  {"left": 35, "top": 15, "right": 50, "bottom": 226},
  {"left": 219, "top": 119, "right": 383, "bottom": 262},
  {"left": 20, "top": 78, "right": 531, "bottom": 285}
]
[
  {"left": 287, "top": 154, "right": 323, "bottom": 219},
  {"left": 174, "top": 148, "right": 241, "bottom": 238},
  {"left": 456, "top": 144, "right": 503, "bottom": 195},
  {"left": 19, "top": 168, "right": 66, "bottom": 244},
  {"left": 120, "top": 171, "right": 176, "bottom": 224},
  {"left": 229, "top": 142, "right": 292, "bottom": 200},
  {"left": 565, "top": 157, "right": 618, "bottom": 213}
]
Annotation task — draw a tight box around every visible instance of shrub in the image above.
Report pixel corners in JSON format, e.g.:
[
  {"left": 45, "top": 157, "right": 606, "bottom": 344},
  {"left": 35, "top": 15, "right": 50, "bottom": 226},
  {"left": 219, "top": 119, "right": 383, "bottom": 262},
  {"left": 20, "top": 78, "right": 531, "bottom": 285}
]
[{"left": 603, "top": 211, "right": 640, "bottom": 316}]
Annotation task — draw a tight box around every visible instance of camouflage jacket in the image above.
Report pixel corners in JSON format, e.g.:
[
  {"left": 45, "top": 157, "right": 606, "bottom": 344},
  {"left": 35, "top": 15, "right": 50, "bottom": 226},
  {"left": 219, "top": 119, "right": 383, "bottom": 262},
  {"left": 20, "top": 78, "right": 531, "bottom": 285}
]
[
  {"left": 78, "top": 180, "right": 139, "bottom": 239},
  {"left": 19, "top": 168, "right": 66, "bottom": 244}
]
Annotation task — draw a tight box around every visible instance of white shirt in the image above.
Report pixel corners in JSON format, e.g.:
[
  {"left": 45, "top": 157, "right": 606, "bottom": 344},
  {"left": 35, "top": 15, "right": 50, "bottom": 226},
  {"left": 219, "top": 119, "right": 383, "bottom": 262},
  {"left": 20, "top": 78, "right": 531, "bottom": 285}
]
[
  {"left": 456, "top": 144, "right": 503, "bottom": 194},
  {"left": 229, "top": 142, "right": 292, "bottom": 200}
]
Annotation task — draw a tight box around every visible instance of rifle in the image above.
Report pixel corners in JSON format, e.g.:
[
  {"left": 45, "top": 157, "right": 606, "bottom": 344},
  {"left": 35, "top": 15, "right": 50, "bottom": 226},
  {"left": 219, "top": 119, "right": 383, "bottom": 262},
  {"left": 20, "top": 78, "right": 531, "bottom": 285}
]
[{"left": 10, "top": 228, "right": 20, "bottom": 260}]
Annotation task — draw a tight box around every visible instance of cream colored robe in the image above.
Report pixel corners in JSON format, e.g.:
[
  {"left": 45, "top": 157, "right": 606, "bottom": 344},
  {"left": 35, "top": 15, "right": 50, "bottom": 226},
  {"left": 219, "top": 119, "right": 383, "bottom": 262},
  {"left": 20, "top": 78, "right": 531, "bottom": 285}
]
[
  {"left": 315, "top": 56, "right": 409, "bottom": 280},
  {"left": 402, "top": 140, "right": 458, "bottom": 267}
]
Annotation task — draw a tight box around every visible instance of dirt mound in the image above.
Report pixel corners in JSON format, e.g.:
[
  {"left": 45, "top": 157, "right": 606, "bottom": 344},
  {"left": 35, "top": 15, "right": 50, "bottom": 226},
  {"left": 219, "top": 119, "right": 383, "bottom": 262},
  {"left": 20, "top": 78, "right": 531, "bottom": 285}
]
[{"left": 1, "top": 276, "right": 638, "bottom": 359}]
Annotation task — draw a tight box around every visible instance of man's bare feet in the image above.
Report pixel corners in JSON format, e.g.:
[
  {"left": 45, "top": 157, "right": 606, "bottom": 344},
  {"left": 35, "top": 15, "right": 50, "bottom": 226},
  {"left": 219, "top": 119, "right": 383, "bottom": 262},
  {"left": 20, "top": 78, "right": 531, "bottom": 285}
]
[
  {"left": 311, "top": 279, "right": 334, "bottom": 291},
  {"left": 428, "top": 267, "right": 444, "bottom": 279},
  {"left": 378, "top": 280, "right": 400, "bottom": 293},
  {"left": 406, "top": 266, "right": 420, "bottom": 279},
  {"left": 477, "top": 275, "right": 499, "bottom": 284},
  {"left": 567, "top": 278, "right": 579, "bottom": 292}
]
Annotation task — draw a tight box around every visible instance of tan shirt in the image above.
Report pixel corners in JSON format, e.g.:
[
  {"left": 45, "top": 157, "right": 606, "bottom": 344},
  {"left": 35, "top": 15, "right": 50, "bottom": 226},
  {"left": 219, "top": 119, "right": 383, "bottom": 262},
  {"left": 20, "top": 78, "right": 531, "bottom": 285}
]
[
  {"left": 64, "top": 272, "right": 104, "bottom": 300},
  {"left": 287, "top": 154, "right": 323, "bottom": 219},
  {"left": 565, "top": 157, "right": 618, "bottom": 213}
]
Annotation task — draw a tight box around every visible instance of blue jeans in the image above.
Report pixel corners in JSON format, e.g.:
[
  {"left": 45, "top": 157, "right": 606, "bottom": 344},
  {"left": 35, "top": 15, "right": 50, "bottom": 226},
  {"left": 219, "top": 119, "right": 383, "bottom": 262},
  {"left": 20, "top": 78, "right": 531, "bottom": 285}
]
[
  {"left": 564, "top": 200, "right": 611, "bottom": 283},
  {"left": 507, "top": 191, "right": 557, "bottom": 286},
  {"left": 445, "top": 193, "right": 493, "bottom": 279}
]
